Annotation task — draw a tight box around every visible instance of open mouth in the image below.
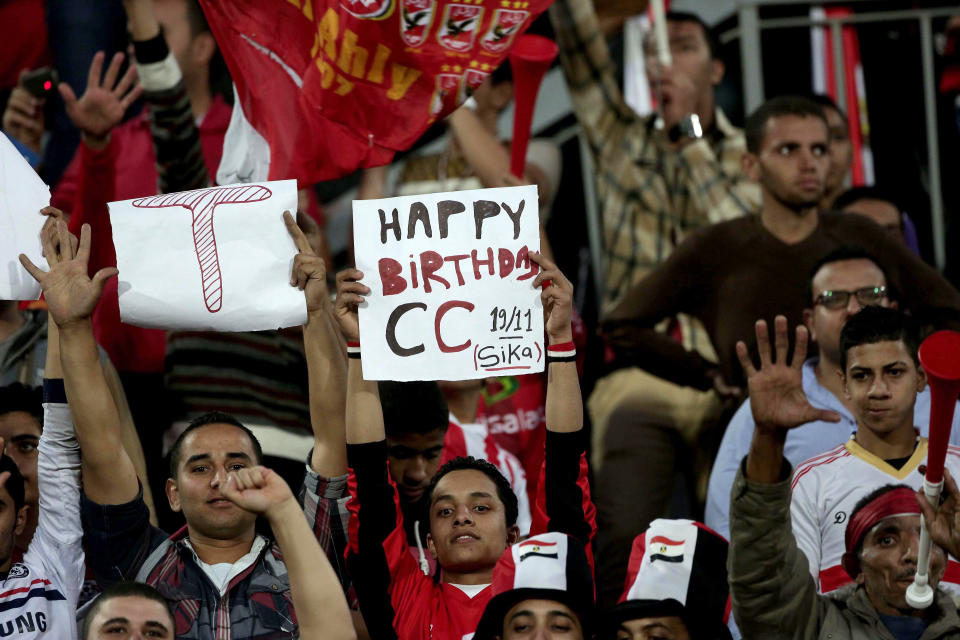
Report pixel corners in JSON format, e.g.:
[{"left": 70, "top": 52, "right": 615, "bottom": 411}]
[
  {"left": 207, "top": 497, "right": 233, "bottom": 507},
  {"left": 451, "top": 533, "right": 479, "bottom": 544}
]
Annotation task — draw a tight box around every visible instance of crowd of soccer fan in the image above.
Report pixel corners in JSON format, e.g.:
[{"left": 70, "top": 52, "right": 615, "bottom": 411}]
[{"left": 5, "top": 0, "right": 960, "bottom": 638}]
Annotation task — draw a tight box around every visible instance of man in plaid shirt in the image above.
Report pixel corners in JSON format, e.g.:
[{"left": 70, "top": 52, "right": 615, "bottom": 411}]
[
  {"left": 25, "top": 215, "right": 353, "bottom": 639},
  {"left": 549, "top": 0, "right": 760, "bottom": 606}
]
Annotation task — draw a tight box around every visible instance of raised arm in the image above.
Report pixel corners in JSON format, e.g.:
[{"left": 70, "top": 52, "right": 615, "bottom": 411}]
[
  {"left": 729, "top": 316, "right": 841, "bottom": 637},
  {"left": 19, "top": 223, "right": 139, "bottom": 506},
  {"left": 527, "top": 253, "right": 595, "bottom": 545},
  {"left": 334, "top": 269, "right": 384, "bottom": 445},
  {"left": 123, "top": 0, "right": 211, "bottom": 193},
  {"left": 221, "top": 466, "right": 356, "bottom": 640},
  {"left": 531, "top": 252, "right": 581, "bottom": 435},
  {"left": 548, "top": 0, "right": 635, "bottom": 154},
  {"left": 285, "top": 212, "right": 348, "bottom": 477}
]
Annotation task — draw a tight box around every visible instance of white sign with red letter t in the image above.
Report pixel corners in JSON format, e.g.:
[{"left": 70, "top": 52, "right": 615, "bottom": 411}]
[{"left": 108, "top": 179, "right": 307, "bottom": 330}]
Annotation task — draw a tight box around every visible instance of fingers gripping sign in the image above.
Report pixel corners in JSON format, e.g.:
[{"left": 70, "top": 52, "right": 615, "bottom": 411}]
[
  {"left": 18, "top": 222, "right": 118, "bottom": 328},
  {"left": 530, "top": 251, "right": 572, "bottom": 342},
  {"left": 334, "top": 268, "right": 369, "bottom": 344},
  {"left": 738, "top": 315, "right": 843, "bottom": 433}
]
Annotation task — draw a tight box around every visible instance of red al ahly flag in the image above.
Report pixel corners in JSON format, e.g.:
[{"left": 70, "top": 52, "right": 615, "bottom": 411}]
[{"left": 198, "top": 0, "right": 550, "bottom": 186}]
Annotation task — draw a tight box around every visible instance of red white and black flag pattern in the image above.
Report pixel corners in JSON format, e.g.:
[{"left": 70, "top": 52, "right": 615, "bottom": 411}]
[{"left": 197, "top": 0, "right": 553, "bottom": 186}]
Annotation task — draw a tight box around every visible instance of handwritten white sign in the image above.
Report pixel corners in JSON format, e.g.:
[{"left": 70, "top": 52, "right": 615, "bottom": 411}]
[
  {"left": 0, "top": 134, "right": 49, "bottom": 301},
  {"left": 353, "top": 185, "right": 544, "bottom": 381},
  {"left": 108, "top": 180, "right": 307, "bottom": 330}
]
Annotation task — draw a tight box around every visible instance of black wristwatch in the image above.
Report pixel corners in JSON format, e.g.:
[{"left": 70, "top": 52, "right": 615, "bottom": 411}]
[{"left": 668, "top": 113, "right": 703, "bottom": 143}]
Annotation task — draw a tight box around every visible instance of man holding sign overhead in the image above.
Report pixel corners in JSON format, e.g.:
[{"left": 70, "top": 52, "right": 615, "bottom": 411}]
[{"left": 336, "top": 224, "right": 594, "bottom": 638}]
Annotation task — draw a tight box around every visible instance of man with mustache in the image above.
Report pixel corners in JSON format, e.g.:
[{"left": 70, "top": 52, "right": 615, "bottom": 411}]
[{"left": 729, "top": 312, "right": 960, "bottom": 638}]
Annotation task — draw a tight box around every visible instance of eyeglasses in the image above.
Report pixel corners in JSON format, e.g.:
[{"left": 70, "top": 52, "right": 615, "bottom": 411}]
[{"left": 814, "top": 286, "right": 887, "bottom": 310}]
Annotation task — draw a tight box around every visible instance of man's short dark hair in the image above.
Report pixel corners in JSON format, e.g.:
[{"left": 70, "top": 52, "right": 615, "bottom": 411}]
[
  {"left": 805, "top": 246, "right": 889, "bottom": 306},
  {"left": 666, "top": 10, "right": 721, "bottom": 60},
  {"left": 185, "top": 0, "right": 210, "bottom": 36},
  {"left": 379, "top": 381, "right": 449, "bottom": 438},
  {"left": 832, "top": 186, "right": 903, "bottom": 215},
  {"left": 809, "top": 93, "right": 847, "bottom": 122},
  {"left": 839, "top": 306, "right": 920, "bottom": 372},
  {"left": 848, "top": 484, "right": 912, "bottom": 559},
  {"left": 0, "top": 383, "right": 43, "bottom": 428},
  {"left": 81, "top": 581, "right": 172, "bottom": 640},
  {"left": 425, "top": 456, "right": 518, "bottom": 527},
  {"left": 0, "top": 455, "right": 26, "bottom": 513},
  {"left": 168, "top": 411, "right": 263, "bottom": 478},
  {"left": 744, "top": 96, "right": 829, "bottom": 154}
]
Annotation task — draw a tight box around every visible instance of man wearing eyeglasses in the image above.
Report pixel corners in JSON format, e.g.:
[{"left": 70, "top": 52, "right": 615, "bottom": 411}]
[{"left": 705, "top": 247, "right": 960, "bottom": 541}]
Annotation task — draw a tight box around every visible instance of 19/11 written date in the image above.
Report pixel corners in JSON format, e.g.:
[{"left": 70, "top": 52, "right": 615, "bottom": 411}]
[{"left": 490, "top": 306, "right": 534, "bottom": 333}]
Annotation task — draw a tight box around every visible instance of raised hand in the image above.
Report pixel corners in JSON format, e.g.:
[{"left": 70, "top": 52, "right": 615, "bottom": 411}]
[
  {"left": 919, "top": 467, "right": 960, "bottom": 560},
  {"left": 59, "top": 51, "right": 141, "bottom": 143},
  {"left": 530, "top": 251, "right": 573, "bottom": 343},
  {"left": 334, "top": 269, "right": 368, "bottom": 343},
  {"left": 221, "top": 466, "right": 295, "bottom": 521},
  {"left": 19, "top": 222, "right": 117, "bottom": 329},
  {"left": 284, "top": 211, "right": 328, "bottom": 315},
  {"left": 737, "top": 316, "right": 842, "bottom": 433},
  {"left": 38, "top": 207, "right": 77, "bottom": 258}
]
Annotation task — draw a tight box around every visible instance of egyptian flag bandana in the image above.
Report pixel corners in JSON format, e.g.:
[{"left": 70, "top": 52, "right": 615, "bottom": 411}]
[
  {"left": 609, "top": 519, "right": 730, "bottom": 639},
  {"left": 473, "top": 532, "right": 594, "bottom": 640}
]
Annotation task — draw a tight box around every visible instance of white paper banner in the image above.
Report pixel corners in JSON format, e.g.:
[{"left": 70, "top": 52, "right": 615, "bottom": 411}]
[
  {"left": 353, "top": 185, "right": 543, "bottom": 381},
  {"left": 0, "top": 134, "right": 49, "bottom": 301},
  {"left": 108, "top": 180, "right": 307, "bottom": 331}
]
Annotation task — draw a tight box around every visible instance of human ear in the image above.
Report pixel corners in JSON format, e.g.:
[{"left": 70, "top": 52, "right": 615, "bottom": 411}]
[
  {"left": 710, "top": 58, "right": 724, "bottom": 85},
  {"left": 426, "top": 532, "right": 438, "bottom": 559},
  {"left": 13, "top": 506, "right": 28, "bottom": 537},
  {"left": 505, "top": 524, "right": 520, "bottom": 546},
  {"left": 166, "top": 477, "right": 182, "bottom": 513}
]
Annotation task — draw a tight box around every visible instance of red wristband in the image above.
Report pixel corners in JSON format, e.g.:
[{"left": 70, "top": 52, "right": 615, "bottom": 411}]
[
  {"left": 346, "top": 341, "right": 361, "bottom": 359},
  {"left": 547, "top": 341, "right": 576, "bottom": 362}
]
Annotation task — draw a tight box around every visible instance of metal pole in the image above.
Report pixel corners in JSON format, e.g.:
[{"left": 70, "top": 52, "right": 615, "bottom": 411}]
[
  {"left": 739, "top": 4, "right": 765, "bottom": 113},
  {"left": 578, "top": 133, "right": 606, "bottom": 312},
  {"left": 830, "top": 20, "right": 847, "bottom": 114},
  {"left": 920, "top": 14, "right": 946, "bottom": 271}
]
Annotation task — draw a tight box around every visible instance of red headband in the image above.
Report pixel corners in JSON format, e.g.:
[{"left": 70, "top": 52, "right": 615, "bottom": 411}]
[{"left": 845, "top": 487, "right": 921, "bottom": 554}]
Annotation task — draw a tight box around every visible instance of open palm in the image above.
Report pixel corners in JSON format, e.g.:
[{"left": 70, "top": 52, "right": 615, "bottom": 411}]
[
  {"left": 19, "top": 223, "right": 117, "bottom": 328},
  {"left": 738, "top": 316, "right": 841, "bottom": 432},
  {"left": 59, "top": 51, "right": 141, "bottom": 139}
]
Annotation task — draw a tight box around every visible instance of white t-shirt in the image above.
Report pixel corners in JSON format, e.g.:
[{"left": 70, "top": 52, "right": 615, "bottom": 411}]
[
  {"left": 448, "top": 583, "right": 489, "bottom": 599},
  {"left": 186, "top": 536, "right": 268, "bottom": 595},
  {"left": 791, "top": 435, "right": 960, "bottom": 594}
]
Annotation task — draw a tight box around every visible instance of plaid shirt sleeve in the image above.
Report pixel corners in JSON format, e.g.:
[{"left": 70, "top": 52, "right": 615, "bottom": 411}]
[
  {"left": 549, "top": 0, "right": 637, "bottom": 155},
  {"left": 673, "top": 124, "right": 762, "bottom": 225},
  {"left": 300, "top": 466, "right": 357, "bottom": 608}
]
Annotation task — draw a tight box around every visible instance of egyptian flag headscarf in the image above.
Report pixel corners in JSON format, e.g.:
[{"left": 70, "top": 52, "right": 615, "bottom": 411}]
[
  {"left": 473, "top": 531, "right": 595, "bottom": 640},
  {"left": 606, "top": 519, "right": 731, "bottom": 640}
]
